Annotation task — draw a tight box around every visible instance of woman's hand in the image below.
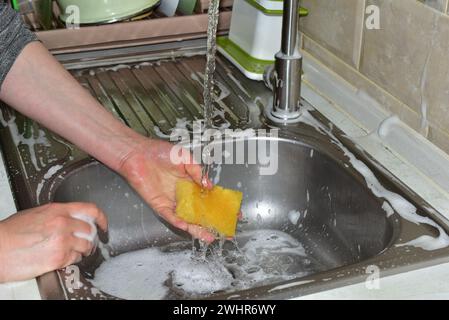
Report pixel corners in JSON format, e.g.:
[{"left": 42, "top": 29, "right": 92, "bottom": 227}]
[
  {"left": 0, "top": 203, "right": 107, "bottom": 283},
  {"left": 118, "top": 138, "right": 216, "bottom": 243}
]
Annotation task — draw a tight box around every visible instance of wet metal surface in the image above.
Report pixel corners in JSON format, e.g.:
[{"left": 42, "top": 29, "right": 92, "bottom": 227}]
[
  {"left": 47, "top": 137, "right": 396, "bottom": 299},
  {"left": 1, "top": 40, "right": 449, "bottom": 299}
]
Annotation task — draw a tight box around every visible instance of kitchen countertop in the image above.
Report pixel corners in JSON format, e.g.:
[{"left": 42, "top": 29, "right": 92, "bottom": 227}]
[
  {"left": 297, "top": 262, "right": 449, "bottom": 300},
  {"left": 2, "top": 51, "right": 449, "bottom": 300}
]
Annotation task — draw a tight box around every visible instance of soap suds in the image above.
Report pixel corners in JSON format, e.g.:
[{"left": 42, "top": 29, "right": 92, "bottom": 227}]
[
  {"left": 36, "top": 164, "right": 63, "bottom": 200},
  {"left": 268, "top": 279, "right": 314, "bottom": 292},
  {"left": 153, "top": 126, "right": 171, "bottom": 139},
  {"left": 0, "top": 114, "right": 51, "bottom": 171},
  {"left": 299, "top": 109, "right": 449, "bottom": 251},
  {"left": 397, "top": 234, "right": 449, "bottom": 251},
  {"left": 104, "top": 64, "right": 131, "bottom": 72},
  {"left": 382, "top": 201, "right": 395, "bottom": 218},
  {"left": 154, "top": 117, "right": 190, "bottom": 139},
  {"left": 91, "top": 230, "right": 312, "bottom": 299},
  {"left": 288, "top": 210, "right": 301, "bottom": 225}
]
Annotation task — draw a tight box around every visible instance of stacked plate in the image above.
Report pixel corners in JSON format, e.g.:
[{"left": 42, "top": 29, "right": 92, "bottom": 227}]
[{"left": 57, "top": 0, "right": 161, "bottom": 25}]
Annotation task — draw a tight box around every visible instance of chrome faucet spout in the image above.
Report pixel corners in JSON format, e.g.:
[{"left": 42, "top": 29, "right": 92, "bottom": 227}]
[
  {"left": 266, "top": 0, "right": 304, "bottom": 122},
  {"left": 281, "top": 0, "right": 300, "bottom": 56}
]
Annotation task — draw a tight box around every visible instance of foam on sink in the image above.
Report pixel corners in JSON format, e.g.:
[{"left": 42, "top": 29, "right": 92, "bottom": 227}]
[
  {"left": 36, "top": 164, "right": 64, "bottom": 200},
  {"left": 396, "top": 234, "right": 449, "bottom": 251},
  {"left": 298, "top": 109, "right": 449, "bottom": 251},
  {"left": 242, "top": 230, "right": 307, "bottom": 259},
  {"left": 171, "top": 256, "right": 234, "bottom": 295},
  {"left": 90, "top": 230, "right": 311, "bottom": 299},
  {"left": 91, "top": 247, "right": 184, "bottom": 299},
  {"left": 382, "top": 201, "right": 395, "bottom": 218},
  {"left": 215, "top": 80, "right": 231, "bottom": 102},
  {"left": 153, "top": 126, "right": 171, "bottom": 139},
  {"left": 154, "top": 117, "right": 191, "bottom": 139},
  {"left": 288, "top": 210, "right": 301, "bottom": 225},
  {"left": 103, "top": 64, "right": 131, "bottom": 72},
  {"left": 0, "top": 113, "right": 51, "bottom": 172}
]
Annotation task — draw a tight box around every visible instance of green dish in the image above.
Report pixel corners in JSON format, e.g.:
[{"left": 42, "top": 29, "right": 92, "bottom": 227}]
[
  {"left": 57, "top": 0, "right": 160, "bottom": 24},
  {"left": 217, "top": 36, "right": 274, "bottom": 75}
]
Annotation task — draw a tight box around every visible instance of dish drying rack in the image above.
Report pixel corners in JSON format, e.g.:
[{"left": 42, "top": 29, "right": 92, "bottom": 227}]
[{"left": 20, "top": 0, "right": 233, "bottom": 53}]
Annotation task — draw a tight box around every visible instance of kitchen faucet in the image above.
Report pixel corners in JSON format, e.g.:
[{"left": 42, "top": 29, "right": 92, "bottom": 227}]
[{"left": 265, "top": 0, "right": 303, "bottom": 122}]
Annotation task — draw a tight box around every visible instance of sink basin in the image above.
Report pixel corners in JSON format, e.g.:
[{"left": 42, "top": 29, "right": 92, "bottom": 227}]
[
  {"left": 38, "top": 137, "right": 396, "bottom": 299},
  {"left": 2, "top": 42, "right": 449, "bottom": 300}
]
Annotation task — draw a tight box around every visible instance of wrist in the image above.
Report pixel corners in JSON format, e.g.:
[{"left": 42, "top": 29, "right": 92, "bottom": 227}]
[
  {"left": 115, "top": 134, "right": 152, "bottom": 178},
  {"left": 97, "top": 128, "right": 147, "bottom": 173}
]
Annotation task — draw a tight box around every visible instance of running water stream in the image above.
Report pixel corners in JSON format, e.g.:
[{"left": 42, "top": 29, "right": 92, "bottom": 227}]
[{"left": 201, "top": 0, "right": 221, "bottom": 186}]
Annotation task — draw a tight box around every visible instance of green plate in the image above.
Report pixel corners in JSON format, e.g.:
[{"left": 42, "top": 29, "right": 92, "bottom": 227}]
[{"left": 58, "top": 0, "right": 160, "bottom": 25}]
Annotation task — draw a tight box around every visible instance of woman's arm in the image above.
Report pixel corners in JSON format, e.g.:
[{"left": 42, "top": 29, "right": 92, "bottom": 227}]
[
  {"left": 0, "top": 42, "right": 141, "bottom": 172},
  {"left": 0, "top": 4, "right": 137, "bottom": 171},
  {"left": 0, "top": 3, "right": 37, "bottom": 90},
  {"left": 0, "top": 41, "right": 214, "bottom": 243}
]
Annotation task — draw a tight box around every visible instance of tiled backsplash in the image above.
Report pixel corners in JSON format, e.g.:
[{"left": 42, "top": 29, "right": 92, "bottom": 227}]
[{"left": 299, "top": 0, "right": 449, "bottom": 155}]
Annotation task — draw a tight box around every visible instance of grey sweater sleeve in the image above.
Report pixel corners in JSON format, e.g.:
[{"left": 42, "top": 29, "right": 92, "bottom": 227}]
[{"left": 0, "top": 3, "right": 38, "bottom": 89}]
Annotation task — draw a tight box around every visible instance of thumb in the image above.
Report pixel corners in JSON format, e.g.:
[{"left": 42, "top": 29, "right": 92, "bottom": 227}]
[{"left": 182, "top": 151, "right": 213, "bottom": 189}]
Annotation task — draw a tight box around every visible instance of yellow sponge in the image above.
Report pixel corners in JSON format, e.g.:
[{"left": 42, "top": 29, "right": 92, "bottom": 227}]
[{"left": 175, "top": 180, "right": 243, "bottom": 237}]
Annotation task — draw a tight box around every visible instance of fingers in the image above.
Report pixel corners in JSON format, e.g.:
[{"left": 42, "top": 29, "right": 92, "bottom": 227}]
[
  {"left": 50, "top": 217, "right": 96, "bottom": 260},
  {"left": 186, "top": 224, "right": 215, "bottom": 243},
  {"left": 50, "top": 236, "right": 86, "bottom": 270},
  {"left": 56, "top": 202, "right": 108, "bottom": 232},
  {"left": 73, "top": 203, "right": 108, "bottom": 232},
  {"left": 201, "top": 172, "right": 214, "bottom": 190},
  {"left": 181, "top": 149, "right": 214, "bottom": 190},
  {"left": 156, "top": 206, "right": 215, "bottom": 243},
  {"left": 185, "top": 163, "right": 213, "bottom": 189},
  {"left": 45, "top": 203, "right": 106, "bottom": 263},
  {"left": 157, "top": 206, "right": 188, "bottom": 231},
  {"left": 66, "top": 251, "right": 83, "bottom": 266},
  {"left": 184, "top": 162, "right": 202, "bottom": 185},
  {"left": 70, "top": 236, "right": 94, "bottom": 257},
  {"left": 65, "top": 218, "right": 93, "bottom": 237}
]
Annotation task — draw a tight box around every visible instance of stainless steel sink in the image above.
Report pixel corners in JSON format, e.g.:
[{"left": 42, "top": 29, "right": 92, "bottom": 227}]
[
  {"left": 2, "top": 39, "right": 449, "bottom": 299},
  {"left": 38, "top": 136, "right": 395, "bottom": 299}
]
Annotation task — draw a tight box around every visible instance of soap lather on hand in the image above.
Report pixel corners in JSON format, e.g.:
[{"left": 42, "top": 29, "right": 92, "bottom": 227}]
[{"left": 175, "top": 180, "right": 243, "bottom": 237}]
